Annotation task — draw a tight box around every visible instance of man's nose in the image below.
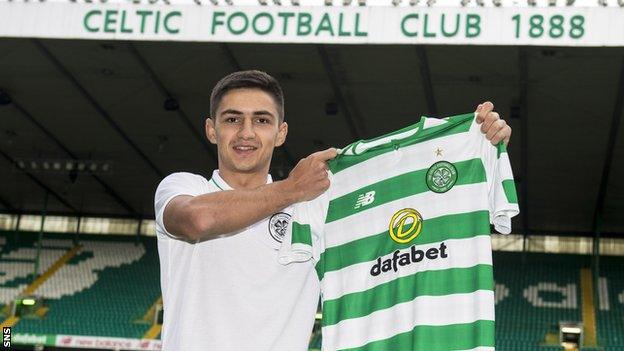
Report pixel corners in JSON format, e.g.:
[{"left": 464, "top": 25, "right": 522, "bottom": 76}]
[{"left": 237, "top": 118, "right": 255, "bottom": 139}]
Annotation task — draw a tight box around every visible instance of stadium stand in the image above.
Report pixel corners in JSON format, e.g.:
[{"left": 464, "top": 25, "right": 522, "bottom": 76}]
[
  {"left": 0, "top": 232, "right": 161, "bottom": 340},
  {"left": 0, "top": 234, "right": 60, "bottom": 311},
  {"left": 494, "top": 252, "right": 586, "bottom": 350}
]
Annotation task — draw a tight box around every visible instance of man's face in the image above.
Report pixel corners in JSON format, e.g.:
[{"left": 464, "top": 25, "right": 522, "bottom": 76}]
[{"left": 206, "top": 88, "right": 288, "bottom": 175}]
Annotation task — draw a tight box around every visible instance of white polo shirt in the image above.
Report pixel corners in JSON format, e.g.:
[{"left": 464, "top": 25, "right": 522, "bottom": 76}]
[{"left": 154, "top": 170, "right": 319, "bottom": 351}]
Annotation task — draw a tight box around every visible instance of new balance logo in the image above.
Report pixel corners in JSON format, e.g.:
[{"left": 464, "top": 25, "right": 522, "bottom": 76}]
[{"left": 354, "top": 191, "right": 376, "bottom": 209}]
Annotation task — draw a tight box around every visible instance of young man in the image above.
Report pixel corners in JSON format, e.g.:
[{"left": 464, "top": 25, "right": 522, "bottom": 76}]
[{"left": 154, "top": 70, "right": 512, "bottom": 350}]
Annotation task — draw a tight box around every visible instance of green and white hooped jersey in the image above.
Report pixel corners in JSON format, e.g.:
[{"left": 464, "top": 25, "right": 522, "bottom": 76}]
[{"left": 279, "top": 113, "right": 519, "bottom": 351}]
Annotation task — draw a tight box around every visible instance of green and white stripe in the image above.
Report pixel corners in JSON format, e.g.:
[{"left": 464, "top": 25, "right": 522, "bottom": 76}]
[
  {"left": 330, "top": 127, "right": 481, "bottom": 199},
  {"left": 323, "top": 181, "right": 489, "bottom": 249},
  {"left": 322, "top": 290, "right": 495, "bottom": 350},
  {"left": 317, "top": 210, "right": 491, "bottom": 281},
  {"left": 321, "top": 235, "right": 493, "bottom": 301}
]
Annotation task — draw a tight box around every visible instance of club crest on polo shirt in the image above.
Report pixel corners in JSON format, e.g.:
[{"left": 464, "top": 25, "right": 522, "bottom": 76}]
[{"left": 269, "top": 212, "right": 291, "bottom": 243}]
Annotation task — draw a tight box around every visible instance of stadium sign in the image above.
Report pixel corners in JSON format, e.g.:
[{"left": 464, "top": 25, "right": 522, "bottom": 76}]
[
  {"left": 0, "top": 4, "right": 623, "bottom": 46},
  {"left": 12, "top": 333, "right": 56, "bottom": 346},
  {"left": 55, "top": 335, "right": 162, "bottom": 350},
  {"left": 11, "top": 333, "right": 162, "bottom": 350}
]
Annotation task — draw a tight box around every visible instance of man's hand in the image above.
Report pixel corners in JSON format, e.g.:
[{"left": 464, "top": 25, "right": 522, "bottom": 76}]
[
  {"left": 285, "top": 148, "right": 337, "bottom": 202},
  {"left": 475, "top": 101, "right": 512, "bottom": 146}
]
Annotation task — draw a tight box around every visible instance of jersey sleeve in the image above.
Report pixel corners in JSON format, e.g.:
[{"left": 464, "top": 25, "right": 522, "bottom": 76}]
[
  {"left": 278, "top": 188, "right": 330, "bottom": 265},
  {"left": 482, "top": 137, "right": 520, "bottom": 234},
  {"left": 154, "top": 172, "right": 209, "bottom": 240}
]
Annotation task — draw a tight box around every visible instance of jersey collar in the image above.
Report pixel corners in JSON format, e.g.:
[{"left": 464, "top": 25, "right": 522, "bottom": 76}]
[
  {"left": 210, "top": 170, "right": 273, "bottom": 190},
  {"left": 339, "top": 117, "right": 425, "bottom": 156}
]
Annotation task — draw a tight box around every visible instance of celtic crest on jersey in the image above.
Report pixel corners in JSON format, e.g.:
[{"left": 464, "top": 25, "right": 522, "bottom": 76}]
[
  {"left": 426, "top": 161, "right": 458, "bottom": 193},
  {"left": 268, "top": 212, "right": 291, "bottom": 243}
]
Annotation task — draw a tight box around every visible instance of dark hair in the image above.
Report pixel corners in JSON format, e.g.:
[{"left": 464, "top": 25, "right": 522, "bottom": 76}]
[{"left": 210, "top": 70, "right": 285, "bottom": 121}]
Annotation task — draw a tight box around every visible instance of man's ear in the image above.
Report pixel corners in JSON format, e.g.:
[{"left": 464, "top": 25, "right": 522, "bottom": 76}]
[
  {"left": 206, "top": 118, "right": 217, "bottom": 145},
  {"left": 275, "top": 121, "right": 288, "bottom": 147}
]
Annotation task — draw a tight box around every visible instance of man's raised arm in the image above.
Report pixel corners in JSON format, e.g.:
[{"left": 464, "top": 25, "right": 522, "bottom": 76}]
[{"left": 162, "top": 148, "right": 337, "bottom": 242}]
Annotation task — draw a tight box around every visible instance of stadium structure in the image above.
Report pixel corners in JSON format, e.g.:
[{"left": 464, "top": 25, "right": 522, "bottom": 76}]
[{"left": 0, "top": 0, "right": 623, "bottom": 349}]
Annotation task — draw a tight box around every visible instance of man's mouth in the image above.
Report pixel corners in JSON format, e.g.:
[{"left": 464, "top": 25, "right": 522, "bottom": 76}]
[{"left": 232, "top": 145, "right": 258, "bottom": 156}]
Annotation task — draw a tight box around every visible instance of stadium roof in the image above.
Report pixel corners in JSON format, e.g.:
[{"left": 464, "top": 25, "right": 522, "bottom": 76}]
[{"left": 0, "top": 38, "right": 623, "bottom": 236}]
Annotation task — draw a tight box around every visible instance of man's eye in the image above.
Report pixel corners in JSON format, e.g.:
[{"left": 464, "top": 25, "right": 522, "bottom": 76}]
[
  {"left": 225, "top": 117, "right": 238, "bottom": 123},
  {"left": 256, "top": 118, "right": 269, "bottom": 124}
]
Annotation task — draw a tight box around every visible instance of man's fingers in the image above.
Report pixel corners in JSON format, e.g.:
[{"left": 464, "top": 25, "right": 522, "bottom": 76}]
[
  {"left": 485, "top": 123, "right": 499, "bottom": 140},
  {"left": 480, "top": 111, "right": 500, "bottom": 134},
  {"left": 475, "top": 104, "right": 484, "bottom": 123},
  {"left": 489, "top": 125, "right": 509, "bottom": 145},
  {"left": 493, "top": 119, "right": 507, "bottom": 138},
  {"left": 475, "top": 101, "right": 494, "bottom": 124},
  {"left": 481, "top": 101, "right": 494, "bottom": 114},
  {"left": 503, "top": 132, "right": 511, "bottom": 146},
  {"left": 314, "top": 147, "right": 338, "bottom": 161}
]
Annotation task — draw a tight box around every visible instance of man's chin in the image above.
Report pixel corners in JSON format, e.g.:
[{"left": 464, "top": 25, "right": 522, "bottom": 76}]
[
  {"left": 231, "top": 162, "right": 263, "bottom": 174},
  {"left": 221, "top": 153, "right": 270, "bottom": 174}
]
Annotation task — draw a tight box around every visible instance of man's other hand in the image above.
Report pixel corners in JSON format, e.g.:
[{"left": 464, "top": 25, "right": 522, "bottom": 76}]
[{"left": 475, "top": 101, "right": 512, "bottom": 146}]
